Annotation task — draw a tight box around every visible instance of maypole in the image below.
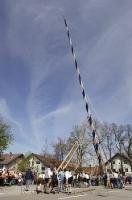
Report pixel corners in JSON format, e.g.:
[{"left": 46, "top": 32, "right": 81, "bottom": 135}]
[{"left": 63, "top": 17, "right": 103, "bottom": 174}]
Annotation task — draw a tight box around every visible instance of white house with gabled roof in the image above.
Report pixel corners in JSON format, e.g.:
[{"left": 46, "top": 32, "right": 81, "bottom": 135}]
[{"left": 105, "top": 153, "right": 132, "bottom": 173}]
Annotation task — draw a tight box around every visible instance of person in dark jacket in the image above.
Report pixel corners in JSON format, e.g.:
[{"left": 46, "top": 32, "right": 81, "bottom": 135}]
[
  {"left": 25, "top": 168, "right": 34, "bottom": 191},
  {"left": 103, "top": 173, "right": 107, "bottom": 187}
]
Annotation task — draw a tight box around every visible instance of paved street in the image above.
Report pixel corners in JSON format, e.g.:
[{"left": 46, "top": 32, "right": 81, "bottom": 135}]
[{"left": 0, "top": 185, "right": 132, "bottom": 200}]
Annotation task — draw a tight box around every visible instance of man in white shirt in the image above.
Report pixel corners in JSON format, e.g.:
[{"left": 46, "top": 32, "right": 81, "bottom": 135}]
[
  {"left": 43, "top": 167, "right": 53, "bottom": 193},
  {"left": 45, "top": 167, "right": 53, "bottom": 179},
  {"left": 65, "top": 170, "right": 70, "bottom": 180},
  {"left": 113, "top": 172, "right": 118, "bottom": 179},
  {"left": 85, "top": 173, "right": 90, "bottom": 187},
  {"left": 64, "top": 169, "right": 72, "bottom": 194},
  {"left": 38, "top": 173, "right": 45, "bottom": 179}
]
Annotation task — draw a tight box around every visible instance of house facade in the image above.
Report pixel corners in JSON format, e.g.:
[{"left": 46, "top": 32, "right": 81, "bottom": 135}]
[
  {"left": 29, "top": 153, "right": 61, "bottom": 173},
  {"left": 29, "top": 154, "right": 46, "bottom": 173},
  {"left": 0, "top": 153, "right": 24, "bottom": 170},
  {"left": 105, "top": 153, "right": 132, "bottom": 173}
]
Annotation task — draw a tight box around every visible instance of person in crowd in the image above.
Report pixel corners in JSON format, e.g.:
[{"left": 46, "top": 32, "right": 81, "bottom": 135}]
[
  {"left": 85, "top": 173, "right": 90, "bottom": 187},
  {"left": 49, "top": 167, "right": 58, "bottom": 193},
  {"left": 72, "top": 173, "right": 77, "bottom": 187},
  {"left": 45, "top": 166, "right": 53, "bottom": 181},
  {"left": 58, "top": 168, "right": 65, "bottom": 192},
  {"left": 0, "top": 170, "right": 4, "bottom": 186},
  {"left": 82, "top": 172, "right": 87, "bottom": 186},
  {"left": 117, "top": 172, "right": 124, "bottom": 189},
  {"left": 17, "top": 172, "right": 23, "bottom": 186},
  {"left": 103, "top": 172, "right": 107, "bottom": 187},
  {"left": 3, "top": 169, "right": 10, "bottom": 185},
  {"left": 64, "top": 169, "right": 72, "bottom": 194},
  {"left": 44, "top": 166, "right": 53, "bottom": 192},
  {"left": 38, "top": 172, "right": 45, "bottom": 179},
  {"left": 25, "top": 168, "right": 34, "bottom": 191},
  {"left": 113, "top": 170, "right": 118, "bottom": 188},
  {"left": 106, "top": 171, "right": 112, "bottom": 188},
  {"left": 36, "top": 172, "right": 45, "bottom": 194}
]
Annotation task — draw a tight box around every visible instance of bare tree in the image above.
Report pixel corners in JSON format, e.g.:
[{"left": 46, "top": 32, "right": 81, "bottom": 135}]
[
  {"left": 100, "top": 122, "right": 116, "bottom": 168},
  {"left": 123, "top": 124, "right": 132, "bottom": 171},
  {"left": 113, "top": 124, "right": 125, "bottom": 173},
  {"left": 52, "top": 138, "right": 67, "bottom": 161},
  {"left": 67, "top": 124, "right": 90, "bottom": 167}
]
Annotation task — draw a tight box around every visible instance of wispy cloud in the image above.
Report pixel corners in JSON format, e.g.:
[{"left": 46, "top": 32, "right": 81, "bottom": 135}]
[
  {"left": 0, "top": 0, "right": 132, "bottom": 152},
  {"left": 0, "top": 98, "right": 23, "bottom": 130},
  {"left": 36, "top": 103, "right": 72, "bottom": 123},
  {"left": 0, "top": 98, "right": 26, "bottom": 141}
]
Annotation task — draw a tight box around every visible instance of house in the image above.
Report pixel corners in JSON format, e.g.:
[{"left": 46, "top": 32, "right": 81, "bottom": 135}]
[
  {"left": 29, "top": 153, "right": 61, "bottom": 173},
  {"left": 105, "top": 153, "right": 132, "bottom": 173},
  {"left": 0, "top": 152, "right": 24, "bottom": 170},
  {"left": 29, "top": 153, "right": 76, "bottom": 173}
]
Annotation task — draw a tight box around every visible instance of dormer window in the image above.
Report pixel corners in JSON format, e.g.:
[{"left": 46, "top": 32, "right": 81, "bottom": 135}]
[
  {"left": 124, "top": 160, "right": 127, "bottom": 164},
  {"left": 36, "top": 161, "right": 40, "bottom": 164}
]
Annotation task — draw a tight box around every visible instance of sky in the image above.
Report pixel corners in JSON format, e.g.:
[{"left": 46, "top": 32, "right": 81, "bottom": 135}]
[{"left": 0, "top": 0, "right": 132, "bottom": 153}]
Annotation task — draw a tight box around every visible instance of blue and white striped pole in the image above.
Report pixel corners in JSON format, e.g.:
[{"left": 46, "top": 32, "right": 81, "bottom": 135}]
[{"left": 63, "top": 17, "right": 102, "bottom": 170}]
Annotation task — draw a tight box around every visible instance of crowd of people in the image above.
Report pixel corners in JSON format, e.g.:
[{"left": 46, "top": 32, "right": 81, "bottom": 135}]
[
  {"left": 36, "top": 167, "right": 95, "bottom": 193},
  {"left": 103, "top": 171, "right": 125, "bottom": 189},
  {"left": 0, "top": 169, "right": 24, "bottom": 186},
  {"left": 0, "top": 167, "right": 132, "bottom": 194}
]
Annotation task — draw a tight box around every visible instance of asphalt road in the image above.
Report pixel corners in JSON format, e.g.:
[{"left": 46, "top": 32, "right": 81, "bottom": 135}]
[{"left": 0, "top": 186, "right": 132, "bottom": 200}]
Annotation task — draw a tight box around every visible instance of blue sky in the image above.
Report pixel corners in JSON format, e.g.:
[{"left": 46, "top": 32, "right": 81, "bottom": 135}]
[{"left": 0, "top": 0, "right": 132, "bottom": 153}]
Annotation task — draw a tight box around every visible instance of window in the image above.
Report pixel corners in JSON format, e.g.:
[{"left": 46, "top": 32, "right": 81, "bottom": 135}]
[
  {"left": 125, "top": 168, "right": 128, "bottom": 172},
  {"left": 41, "top": 166, "right": 45, "bottom": 171},
  {"left": 124, "top": 160, "right": 127, "bottom": 164},
  {"left": 36, "top": 161, "right": 40, "bottom": 164},
  {"left": 0, "top": 164, "right": 3, "bottom": 169},
  {"left": 113, "top": 161, "right": 115, "bottom": 164}
]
